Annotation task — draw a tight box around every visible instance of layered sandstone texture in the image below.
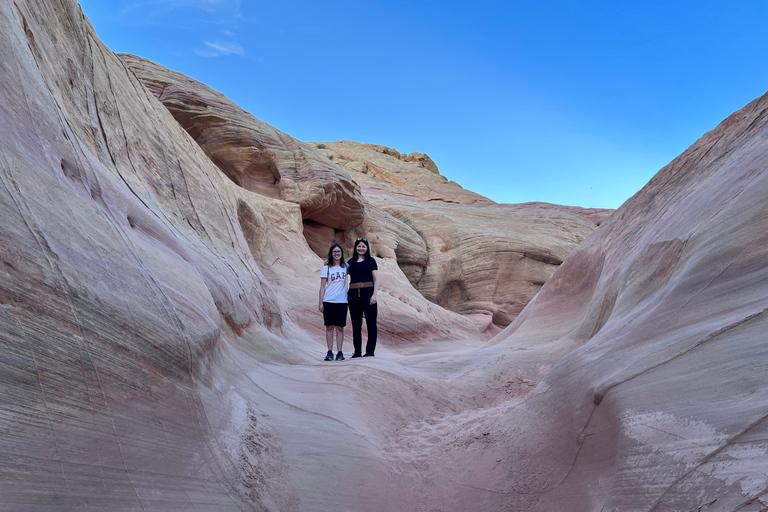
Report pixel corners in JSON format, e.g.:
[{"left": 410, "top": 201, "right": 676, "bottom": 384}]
[
  {"left": 119, "top": 56, "right": 609, "bottom": 330},
  {"left": 407, "top": 92, "right": 768, "bottom": 510},
  {"left": 0, "top": 2, "right": 299, "bottom": 509},
  {"left": 4, "top": 0, "right": 767, "bottom": 511},
  {"left": 315, "top": 140, "right": 612, "bottom": 325},
  {"left": 117, "top": 55, "right": 365, "bottom": 231},
  {"left": 0, "top": 1, "right": 602, "bottom": 510}
]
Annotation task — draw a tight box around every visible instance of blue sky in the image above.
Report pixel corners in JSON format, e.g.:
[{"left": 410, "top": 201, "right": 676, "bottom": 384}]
[{"left": 78, "top": 0, "right": 768, "bottom": 209}]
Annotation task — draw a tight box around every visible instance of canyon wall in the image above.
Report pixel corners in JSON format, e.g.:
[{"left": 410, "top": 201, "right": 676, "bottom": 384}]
[
  {"left": 415, "top": 88, "right": 768, "bottom": 511},
  {"left": 118, "top": 55, "right": 608, "bottom": 331},
  {"left": 2, "top": 0, "right": 767, "bottom": 511},
  {"left": 0, "top": 1, "right": 601, "bottom": 510}
]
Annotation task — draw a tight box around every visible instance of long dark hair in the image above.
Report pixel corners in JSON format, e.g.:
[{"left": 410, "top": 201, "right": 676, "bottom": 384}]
[
  {"left": 327, "top": 243, "right": 346, "bottom": 268},
  {"left": 348, "top": 238, "right": 372, "bottom": 268}
]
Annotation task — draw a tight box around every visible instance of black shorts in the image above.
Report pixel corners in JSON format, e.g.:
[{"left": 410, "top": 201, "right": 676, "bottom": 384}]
[{"left": 323, "top": 302, "right": 348, "bottom": 327}]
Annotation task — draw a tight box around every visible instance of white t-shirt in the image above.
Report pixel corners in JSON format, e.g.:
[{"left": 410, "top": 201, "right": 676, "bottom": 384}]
[{"left": 321, "top": 265, "right": 348, "bottom": 303}]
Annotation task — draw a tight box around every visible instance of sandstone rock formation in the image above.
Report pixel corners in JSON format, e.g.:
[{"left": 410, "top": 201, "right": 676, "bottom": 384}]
[
  {"left": 400, "top": 90, "right": 768, "bottom": 510},
  {"left": 0, "top": 1, "right": 598, "bottom": 509},
  {"left": 115, "top": 55, "right": 523, "bottom": 340},
  {"left": 1, "top": 2, "right": 298, "bottom": 509},
  {"left": 314, "top": 139, "right": 489, "bottom": 203},
  {"left": 118, "top": 58, "right": 608, "bottom": 330},
  {"left": 119, "top": 55, "right": 365, "bottom": 231},
  {"left": 4, "top": 1, "right": 767, "bottom": 511},
  {"left": 315, "top": 140, "right": 611, "bottom": 326}
]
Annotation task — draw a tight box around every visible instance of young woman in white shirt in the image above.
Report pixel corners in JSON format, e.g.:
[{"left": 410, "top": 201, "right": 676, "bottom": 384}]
[{"left": 318, "top": 244, "right": 348, "bottom": 361}]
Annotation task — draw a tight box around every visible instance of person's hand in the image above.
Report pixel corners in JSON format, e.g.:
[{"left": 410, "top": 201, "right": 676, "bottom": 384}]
[
  {"left": 369, "top": 293, "right": 377, "bottom": 305},
  {"left": 319, "top": 303, "right": 324, "bottom": 313}
]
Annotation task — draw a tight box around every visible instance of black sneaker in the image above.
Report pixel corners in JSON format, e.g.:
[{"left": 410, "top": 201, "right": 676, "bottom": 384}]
[
  {"left": 324, "top": 350, "right": 334, "bottom": 361},
  {"left": 362, "top": 353, "right": 375, "bottom": 357},
  {"left": 335, "top": 351, "right": 345, "bottom": 361},
  {"left": 350, "top": 353, "right": 362, "bottom": 359}
]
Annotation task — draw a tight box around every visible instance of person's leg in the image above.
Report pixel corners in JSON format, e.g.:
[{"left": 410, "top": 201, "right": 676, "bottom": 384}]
[
  {"left": 322, "top": 303, "right": 334, "bottom": 360},
  {"left": 364, "top": 300, "right": 378, "bottom": 356},
  {"left": 334, "top": 303, "right": 347, "bottom": 360},
  {"left": 335, "top": 326, "right": 344, "bottom": 353},
  {"left": 348, "top": 296, "right": 363, "bottom": 356}
]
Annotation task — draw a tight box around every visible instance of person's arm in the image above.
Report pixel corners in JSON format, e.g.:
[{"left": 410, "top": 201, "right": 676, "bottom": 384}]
[
  {"left": 319, "top": 277, "right": 327, "bottom": 312},
  {"left": 370, "top": 270, "right": 379, "bottom": 305}
]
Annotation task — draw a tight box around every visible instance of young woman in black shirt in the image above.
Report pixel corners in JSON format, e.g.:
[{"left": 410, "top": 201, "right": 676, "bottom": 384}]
[{"left": 347, "top": 238, "right": 379, "bottom": 357}]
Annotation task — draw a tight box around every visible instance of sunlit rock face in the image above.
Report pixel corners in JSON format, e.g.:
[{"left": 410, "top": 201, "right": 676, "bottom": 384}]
[
  {"left": 1, "top": 1, "right": 299, "bottom": 509},
  {"left": 415, "top": 92, "right": 768, "bottom": 510},
  {"left": 119, "top": 58, "right": 608, "bottom": 330},
  {"left": 7, "top": 0, "right": 768, "bottom": 511},
  {"left": 116, "top": 56, "right": 504, "bottom": 342},
  {"left": 119, "top": 54, "right": 365, "bottom": 231},
  {"left": 0, "top": 1, "right": 602, "bottom": 509},
  {"left": 315, "top": 140, "right": 611, "bottom": 326}
]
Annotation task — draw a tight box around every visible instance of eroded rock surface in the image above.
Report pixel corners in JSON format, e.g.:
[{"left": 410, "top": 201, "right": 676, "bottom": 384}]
[
  {"left": 120, "top": 60, "right": 607, "bottom": 329},
  {"left": 315, "top": 139, "right": 490, "bottom": 203},
  {"left": 0, "top": 1, "right": 306, "bottom": 510},
  {"left": 4, "top": 1, "right": 766, "bottom": 511},
  {"left": 316, "top": 140, "right": 611, "bottom": 326},
  {"left": 0, "top": 2, "right": 517, "bottom": 509},
  {"left": 409, "top": 91, "right": 768, "bottom": 510},
  {"left": 119, "top": 54, "right": 365, "bottom": 231}
]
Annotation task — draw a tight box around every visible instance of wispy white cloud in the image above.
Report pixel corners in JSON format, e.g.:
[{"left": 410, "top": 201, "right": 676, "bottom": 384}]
[
  {"left": 107, "top": 0, "right": 248, "bottom": 57},
  {"left": 194, "top": 39, "right": 244, "bottom": 57},
  {"left": 119, "top": 0, "right": 232, "bottom": 16}
]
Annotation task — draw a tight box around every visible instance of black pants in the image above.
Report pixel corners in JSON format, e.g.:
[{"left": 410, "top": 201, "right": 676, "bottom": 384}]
[{"left": 348, "top": 288, "right": 377, "bottom": 356}]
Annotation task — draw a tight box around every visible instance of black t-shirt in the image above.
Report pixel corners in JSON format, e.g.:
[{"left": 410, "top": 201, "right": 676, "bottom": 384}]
[{"left": 348, "top": 257, "right": 378, "bottom": 283}]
